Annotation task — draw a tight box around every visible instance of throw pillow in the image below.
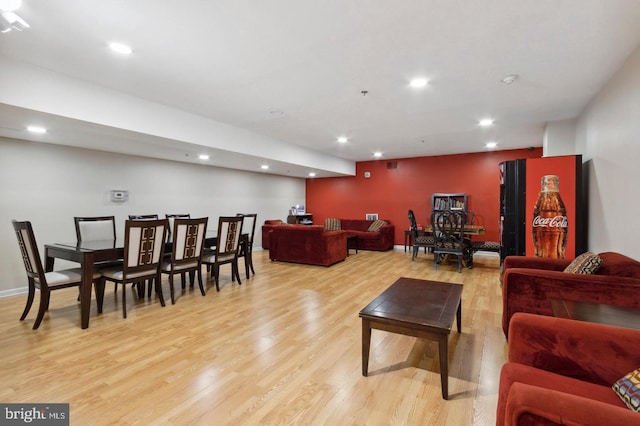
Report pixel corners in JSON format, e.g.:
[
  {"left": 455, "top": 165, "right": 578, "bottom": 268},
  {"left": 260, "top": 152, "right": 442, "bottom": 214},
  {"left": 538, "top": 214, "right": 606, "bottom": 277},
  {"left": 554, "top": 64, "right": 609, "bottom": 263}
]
[
  {"left": 613, "top": 368, "right": 640, "bottom": 412},
  {"left": 367, "top": 219, "right": 387, "bottom": 232},
  {"left": 325, "top": 218, "right": 341, "bottom": 231},
  {"left": 563, "top": 252, "right": 603, "bottom": 274}
]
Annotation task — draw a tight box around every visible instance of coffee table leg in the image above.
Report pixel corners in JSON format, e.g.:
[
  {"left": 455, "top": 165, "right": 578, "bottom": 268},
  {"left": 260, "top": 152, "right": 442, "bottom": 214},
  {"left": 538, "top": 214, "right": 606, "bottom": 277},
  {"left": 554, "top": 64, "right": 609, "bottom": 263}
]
[
  {"left": 456, "top": 301, "right": 462, "bottom": 333},
  {"left": 439, "top": 335, "right": 449, "bottom": 399},
  {"left": 362, "top": 319, "right": 371, "bottom": 376}
]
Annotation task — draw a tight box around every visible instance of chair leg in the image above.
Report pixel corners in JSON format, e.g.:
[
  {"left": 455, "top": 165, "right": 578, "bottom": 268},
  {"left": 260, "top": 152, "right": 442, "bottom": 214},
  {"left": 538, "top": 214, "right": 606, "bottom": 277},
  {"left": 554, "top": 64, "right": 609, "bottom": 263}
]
[
  {"left": 20, "top": 281, "right": 35, "bottom": 321},
  {"left": 412, "top": 246, "right": 417, "bottom": 261},
  {"left": 32, "top": 289, "right": 50, "bottom": 330},
  {"left": 248, "top": 249, "right": 255, "bottom": 275},
  {"left": 121, "top": 282, "right": 128, "bottom": 318},
  {"left": 169, "top": 274, "right": 176, "bottom": 305},
  {"left": 197, "top": 268, "right": 205, "bottom": 296},
  {"left": 234, "top": 260, "right": 242, "bottom": 285},
  {"left": 214, "top": 264, "right": 220, "bottom": 292},
  {"left": 244, "top": 256, "right": 250, "bottom": 279},
  {"left": 156, "top": 273, "right": 166, "bottom": 307}
]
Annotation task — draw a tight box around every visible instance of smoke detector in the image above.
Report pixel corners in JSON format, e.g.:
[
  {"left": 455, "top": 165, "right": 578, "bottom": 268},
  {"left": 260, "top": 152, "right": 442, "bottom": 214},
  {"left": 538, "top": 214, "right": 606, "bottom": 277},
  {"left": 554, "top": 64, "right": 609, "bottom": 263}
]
[{"left": 501, "top": 74, "right": 519, "bottom": 85}]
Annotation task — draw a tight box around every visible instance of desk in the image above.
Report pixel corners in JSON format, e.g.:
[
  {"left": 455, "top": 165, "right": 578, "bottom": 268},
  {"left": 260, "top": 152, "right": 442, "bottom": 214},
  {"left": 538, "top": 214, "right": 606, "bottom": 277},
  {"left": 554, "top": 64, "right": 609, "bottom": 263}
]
[
  {"left": 45, "top": 232, "right": 221, "bottom": 329},
  {"left": 550, "top": 298, "right": 640, "bottom": 330},
  {"left": 359, "top": 277, "right": 462, "bottom": 399}
]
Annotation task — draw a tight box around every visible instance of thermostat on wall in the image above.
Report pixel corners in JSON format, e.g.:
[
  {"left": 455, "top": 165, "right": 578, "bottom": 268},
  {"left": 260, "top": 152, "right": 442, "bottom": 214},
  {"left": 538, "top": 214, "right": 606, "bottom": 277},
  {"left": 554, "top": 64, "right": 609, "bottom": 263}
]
[
  {"left": 364, "top": 171, "right": 371, "bottom": 178},
  {"left": 110, "top": 190, "right": 129, "bottom": 202}
]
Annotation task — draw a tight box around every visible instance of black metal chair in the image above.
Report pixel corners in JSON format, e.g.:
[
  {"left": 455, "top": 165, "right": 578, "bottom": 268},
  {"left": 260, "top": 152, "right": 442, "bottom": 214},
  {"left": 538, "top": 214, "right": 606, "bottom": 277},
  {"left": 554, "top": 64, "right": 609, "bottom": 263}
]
[
  {"left": 431, "top": 209, "right": 473, "bottom": 272},
  {"left": 408, "top": 209, "right": 434, "bottom": 261}
]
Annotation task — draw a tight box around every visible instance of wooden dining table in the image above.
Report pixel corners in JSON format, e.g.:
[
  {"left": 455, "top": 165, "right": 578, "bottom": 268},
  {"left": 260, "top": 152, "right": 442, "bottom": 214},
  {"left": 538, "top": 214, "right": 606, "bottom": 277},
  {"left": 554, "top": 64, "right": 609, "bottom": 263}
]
[
  {"left": 44, "top": 231, "right": 223, "bottom": 329},
  {"left": 422, "top": 224, "right": 486, "bottom": 235}
]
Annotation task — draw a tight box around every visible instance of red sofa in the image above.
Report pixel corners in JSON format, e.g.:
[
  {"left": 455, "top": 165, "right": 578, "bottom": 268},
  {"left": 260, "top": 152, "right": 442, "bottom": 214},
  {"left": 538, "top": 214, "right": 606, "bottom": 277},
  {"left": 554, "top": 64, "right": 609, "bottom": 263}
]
[
  {"left": 497, "top": 313, "right": 640, "bottom": 425},
  {"left": 261, "top": 219, "right": 285, "bottom": 249},
  {"left": 268, "top": 225, "right": 347, "bottom": 266},
  {"left": 338, "top": 219, "right": 395, "bottom": 251},
  {"left": 502, "top": 252, "right": 640, "bottom": 337}
]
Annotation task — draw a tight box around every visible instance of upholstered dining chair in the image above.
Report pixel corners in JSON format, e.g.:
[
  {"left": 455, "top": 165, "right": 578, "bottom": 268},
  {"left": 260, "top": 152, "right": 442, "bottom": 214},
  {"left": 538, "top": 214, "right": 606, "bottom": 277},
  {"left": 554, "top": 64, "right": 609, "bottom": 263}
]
[
  {"left": 165, "top": 214, "right": 191, "bottom": 237},
  {"left": 431, "top": 209, "right": 473, "bottom": 273},
  {"left": 408, "top": 209, "right": 435, "bottom": 261},
  {"left": 202, "top": 216, "right": 244, "bottom": 291},
  {"left": 160, "top": 217, "right": 208, "bottom": 304},
  {"left": 12, "top": 220, "right": 101, "bottom": 330},
  {"left": 128, "top": 214, "right": 159, "bottom": 220},
  {"left": 236, "top": 213, "right": 257, "bottom": 279},
  {"left": 97, "top": 218, "right": 169, "bottom": 318},
  {"left": 74, "top": 216, "right": 116, "bottom": 241}
]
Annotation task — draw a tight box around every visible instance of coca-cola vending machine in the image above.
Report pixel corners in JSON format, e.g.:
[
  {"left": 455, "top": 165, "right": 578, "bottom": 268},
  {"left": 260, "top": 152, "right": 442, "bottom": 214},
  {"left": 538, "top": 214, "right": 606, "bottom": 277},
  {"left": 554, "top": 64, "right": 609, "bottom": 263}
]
[{"left": 500, "top": 155, "right": 585, "bottom": 263}]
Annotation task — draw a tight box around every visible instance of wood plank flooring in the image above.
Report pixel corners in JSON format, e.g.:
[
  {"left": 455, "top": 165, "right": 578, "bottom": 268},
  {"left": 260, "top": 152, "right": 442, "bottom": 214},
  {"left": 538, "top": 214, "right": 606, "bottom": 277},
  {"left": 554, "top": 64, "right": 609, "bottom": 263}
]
[{"left": 0, "top": 249, "right": 507, "bottom": 425}]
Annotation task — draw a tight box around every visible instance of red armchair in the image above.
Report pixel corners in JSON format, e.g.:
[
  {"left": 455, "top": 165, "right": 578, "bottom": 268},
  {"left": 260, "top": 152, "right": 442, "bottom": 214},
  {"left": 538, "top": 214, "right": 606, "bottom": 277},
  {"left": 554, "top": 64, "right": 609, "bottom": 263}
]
[
  {"left": 497, "top": 313, "right": 640, "bottom": 425},
  {"left": 502, "top": 252, "right": 640, "bottom": 337}
]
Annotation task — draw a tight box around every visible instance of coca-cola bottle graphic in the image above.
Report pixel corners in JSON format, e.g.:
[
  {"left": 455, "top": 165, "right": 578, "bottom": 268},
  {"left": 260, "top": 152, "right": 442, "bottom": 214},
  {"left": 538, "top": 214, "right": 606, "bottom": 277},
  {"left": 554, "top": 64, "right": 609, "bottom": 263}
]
[{"left": 532, "top": 175, "right": 568, "bottom": 258}]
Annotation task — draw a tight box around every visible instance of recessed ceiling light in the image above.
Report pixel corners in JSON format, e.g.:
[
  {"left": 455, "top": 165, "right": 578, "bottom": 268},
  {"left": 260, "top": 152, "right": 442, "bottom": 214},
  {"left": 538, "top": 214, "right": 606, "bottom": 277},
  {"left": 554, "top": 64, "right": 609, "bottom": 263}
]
[
  {"left": 409, "top": 77, "right": 428, "bottom": 88},
  {"left": 308, "top": 172, "right": 316, "bottom": 177},
  {"left": 261, "top": 165, "right": 269, "bottom": 170},
  {"left": 373, "top": 152, "right": 383, "bottom": 158},
  {"left": 501, "top": 74, "right": 519, "bottom": 85},
  {"left": 0, "top": 0, "right": 22, "bottom": 12},
  {"left": 26, "top": 125, "right": 46, "bottom": 134},
  {"left": 198, "top": 154, "right": 209, "bottom": 160},
  {"left": 486, "top": 141, "right": 498, "bottom": 149},
  {"left": 109, "top": 42, "right": 133, "bottom": 55},
  {"left": 479, "top": 118, "right": 494, "bottom": 127},
  {"left": 337, "top": 136, "right": 348, "bottom": 143}
]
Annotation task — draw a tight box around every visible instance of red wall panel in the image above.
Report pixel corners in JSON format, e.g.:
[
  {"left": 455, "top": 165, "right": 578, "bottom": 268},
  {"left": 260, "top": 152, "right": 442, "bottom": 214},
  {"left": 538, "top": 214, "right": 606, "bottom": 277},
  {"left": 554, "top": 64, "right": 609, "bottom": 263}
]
[{"left": 306, "top": 148, "right": 543, "bottom": 246}]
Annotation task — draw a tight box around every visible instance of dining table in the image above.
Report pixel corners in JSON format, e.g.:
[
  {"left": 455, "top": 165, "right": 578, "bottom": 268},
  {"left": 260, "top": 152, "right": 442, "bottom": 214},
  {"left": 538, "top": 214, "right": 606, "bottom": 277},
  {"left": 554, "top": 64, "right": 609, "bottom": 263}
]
[{"left": 44, "top": 230, "right": 225, "bottom": 329}]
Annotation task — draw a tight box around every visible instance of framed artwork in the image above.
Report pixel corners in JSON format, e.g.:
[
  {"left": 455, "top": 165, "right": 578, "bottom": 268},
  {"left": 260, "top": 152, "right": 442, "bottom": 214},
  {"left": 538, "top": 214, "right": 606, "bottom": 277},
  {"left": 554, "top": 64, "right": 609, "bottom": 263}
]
[{"left": 365, "top": 213, "right": 378, "bottom": 220}]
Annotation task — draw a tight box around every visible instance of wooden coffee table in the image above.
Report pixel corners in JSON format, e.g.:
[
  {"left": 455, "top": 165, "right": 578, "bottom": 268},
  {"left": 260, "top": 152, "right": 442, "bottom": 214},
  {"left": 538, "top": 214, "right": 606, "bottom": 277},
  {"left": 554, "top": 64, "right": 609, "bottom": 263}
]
[{"left": 359, "top": 277, "right": 463, "bottom": 399}]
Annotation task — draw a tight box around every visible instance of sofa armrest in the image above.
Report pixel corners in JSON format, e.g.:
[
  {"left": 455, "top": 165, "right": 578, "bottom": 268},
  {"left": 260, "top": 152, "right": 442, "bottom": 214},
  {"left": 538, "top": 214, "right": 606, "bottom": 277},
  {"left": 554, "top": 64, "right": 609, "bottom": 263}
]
[
  {"left": 503, "top": 255, "right": 571, "bottom": 272},
  {"left": 508, "top": 313, "right": 640, "bottom": 385},
  {"left": 504, "top": 382, "right": 638, "bottom": 425}
]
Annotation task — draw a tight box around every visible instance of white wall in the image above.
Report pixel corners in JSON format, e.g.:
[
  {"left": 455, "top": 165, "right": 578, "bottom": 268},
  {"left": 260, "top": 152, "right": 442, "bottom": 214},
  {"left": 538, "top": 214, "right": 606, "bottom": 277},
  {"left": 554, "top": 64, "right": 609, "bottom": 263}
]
[
  {"left": 575, "top": 46, "right": 640, "bottom": 259},
  {"left": 0, "top": 137, "right": 305, "bottom": 295},
  {"left": 543, "top": 118, "right": 577, "bottom": 156}
]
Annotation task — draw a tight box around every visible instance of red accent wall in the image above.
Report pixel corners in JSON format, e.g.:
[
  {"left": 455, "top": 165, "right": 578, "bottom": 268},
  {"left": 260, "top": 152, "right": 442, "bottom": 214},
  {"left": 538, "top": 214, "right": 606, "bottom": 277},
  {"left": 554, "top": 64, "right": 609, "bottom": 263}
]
[{"left": 306, "top": 148, "right": 543, "bottom": 246}]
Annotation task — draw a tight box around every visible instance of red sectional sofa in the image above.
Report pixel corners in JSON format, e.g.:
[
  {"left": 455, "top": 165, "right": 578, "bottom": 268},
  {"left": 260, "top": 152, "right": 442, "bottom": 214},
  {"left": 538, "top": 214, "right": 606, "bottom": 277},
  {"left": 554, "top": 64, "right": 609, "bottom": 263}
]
[
  {"left": 497, "top": 313, "right": 640, "bottom": 425},
  {"left": 338, "top": 219, "right": 395, "bottom": 251},
  {"left": 261, "top": 219, "right": 284, "bottom": 249},
  {"left": 268, "top": 225, "right": 347, "bottom": 266},
  {"left": 501, "top": 251, "right": 640, "bottom": 337}
]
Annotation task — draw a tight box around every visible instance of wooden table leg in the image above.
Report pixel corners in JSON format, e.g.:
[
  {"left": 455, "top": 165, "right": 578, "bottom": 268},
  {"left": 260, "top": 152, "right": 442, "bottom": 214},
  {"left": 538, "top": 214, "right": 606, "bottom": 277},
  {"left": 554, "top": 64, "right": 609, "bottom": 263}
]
[
  {"left": 362, "top": 319, "right": 371, "bottom": 376},
  {"left": 456, "top": 301, "right": 462, "bottom": 333},
  {"left": 438, "top": 334, "right": 449, "bottom": 399},
  {"left": 80, "top": 252, "right": 95, "bottom": 329}
]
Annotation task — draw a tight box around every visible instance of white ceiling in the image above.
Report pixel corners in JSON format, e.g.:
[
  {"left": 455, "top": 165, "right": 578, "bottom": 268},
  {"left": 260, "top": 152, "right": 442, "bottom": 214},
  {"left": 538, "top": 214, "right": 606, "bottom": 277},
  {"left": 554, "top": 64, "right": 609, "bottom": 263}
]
[{"left": 1, "top": 0, "right": 640, "bottom": 177}]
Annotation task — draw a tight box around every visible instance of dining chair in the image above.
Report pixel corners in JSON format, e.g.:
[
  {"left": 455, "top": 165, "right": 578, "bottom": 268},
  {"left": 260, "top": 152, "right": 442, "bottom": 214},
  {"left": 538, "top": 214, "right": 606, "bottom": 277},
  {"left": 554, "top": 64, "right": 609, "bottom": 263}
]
[
  {"left": 236, "top": 213, "right": 257, "bottom": 279},
  {"left": 161, "top": 217, "right": 208, "bottom": 304},
  {"left": 202, "top": 216, "right": 244, "bottom": 291},
  {"left": 129, "top": 214, "right": 159, "bottom": 220},
  {"left": 74, "top": 216, "right": 116, "bottom": 241},
  {"left": 97, "top": 218, "right": 169, "bottom": 318},
  {"left": 408, "top": 209, "right": 434, "bottom": 261},
  {"left": 431, "top": 209, "right": 473, "bottom": 273},
  {"left": 12, "top": 220, "right": 101, "bottom": 330}
]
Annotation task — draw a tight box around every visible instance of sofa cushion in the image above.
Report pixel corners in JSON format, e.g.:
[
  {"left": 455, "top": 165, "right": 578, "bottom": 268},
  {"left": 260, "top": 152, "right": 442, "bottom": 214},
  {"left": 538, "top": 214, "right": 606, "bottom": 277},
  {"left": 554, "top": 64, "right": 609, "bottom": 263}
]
[
  {"left": 367, "top": 219, "right": 387, "bottom": 232},
  {"left": 564, "top": 252, "right": 602, "bottom": 274},
  {"left": 325, "top": 218, "right": 341, "bottom": 231},
  {"left": 613, "top": 368, "right": 640, "bottom": 412}
]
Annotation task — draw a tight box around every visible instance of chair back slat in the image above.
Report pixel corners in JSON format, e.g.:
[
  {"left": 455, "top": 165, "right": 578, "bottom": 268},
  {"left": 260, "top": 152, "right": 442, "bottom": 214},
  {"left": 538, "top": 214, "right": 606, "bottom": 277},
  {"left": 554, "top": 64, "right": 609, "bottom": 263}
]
[
  {"left": 172, "top": 218, "right": 207, "bottom": 262},
  {"left": 12, "top": 220, "right": 47, "bottom": 284},
  {"left": 217, "top": 216, "right": 243, "bottom": 257},
  {"left": 124, "top": 219, "right": 168, "bottom": 274},
  {"left": 166, "top": 214, "right": 191, "bottom": 238},
  {"left": 75, "top": 216, "right": 116, "bottom": 241},
  {"left": 237, "top": 213, "right": 257, "bottom": 244}
]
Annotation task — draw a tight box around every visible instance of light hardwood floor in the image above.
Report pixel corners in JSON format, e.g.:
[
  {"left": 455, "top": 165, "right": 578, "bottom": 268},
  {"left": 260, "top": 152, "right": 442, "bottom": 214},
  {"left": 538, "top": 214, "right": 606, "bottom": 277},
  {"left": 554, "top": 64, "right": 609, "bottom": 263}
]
[{"left": 0, "top": 249, "right": 508, "bottom": 425}]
